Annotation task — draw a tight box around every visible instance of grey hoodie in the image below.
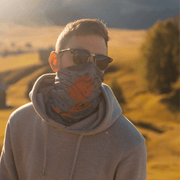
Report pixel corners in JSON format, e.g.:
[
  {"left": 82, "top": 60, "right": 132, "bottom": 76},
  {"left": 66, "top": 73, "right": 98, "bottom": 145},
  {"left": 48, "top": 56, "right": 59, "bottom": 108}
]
[{"left": 0, "top": 73, "right": 147, "bottom": 180}]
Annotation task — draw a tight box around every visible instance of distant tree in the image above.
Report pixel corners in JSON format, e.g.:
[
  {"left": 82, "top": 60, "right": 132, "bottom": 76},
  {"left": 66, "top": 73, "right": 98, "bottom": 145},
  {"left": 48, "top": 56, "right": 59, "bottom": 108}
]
[
  {"left": 111, "top": 77, "right": 126, "bottom": 105},
  {"left": 141, "top": 19, "right": 179, "bottom": 94},
  {"left": 11, "top": 42, "right": 16, "bottom": 47},
  {"left": 25, "top": 42, "right": 32, "bottom": 48},
  {"left": 2, "top": 49, "right": 9, "bottom": 57}
]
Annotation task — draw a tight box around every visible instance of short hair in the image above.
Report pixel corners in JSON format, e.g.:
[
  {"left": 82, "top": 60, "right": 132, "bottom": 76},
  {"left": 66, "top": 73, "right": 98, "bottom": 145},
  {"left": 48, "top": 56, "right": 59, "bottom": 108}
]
[{"left": 55, "top": 19, "right": 109, "bottom": 53}]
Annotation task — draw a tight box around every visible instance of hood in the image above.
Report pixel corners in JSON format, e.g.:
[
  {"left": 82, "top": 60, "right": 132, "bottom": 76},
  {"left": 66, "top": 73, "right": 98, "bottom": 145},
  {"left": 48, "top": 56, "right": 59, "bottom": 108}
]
[{"left": 29, "top": 73, "right": 122, "bottom": 135}]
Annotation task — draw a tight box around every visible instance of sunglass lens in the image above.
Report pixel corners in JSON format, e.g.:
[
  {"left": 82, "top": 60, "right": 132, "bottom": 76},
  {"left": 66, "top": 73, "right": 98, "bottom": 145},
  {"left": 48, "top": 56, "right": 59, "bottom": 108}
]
[
  {"left": 72, "top": 50, "right": 89, "bottom": 64},
  {"left": 95, "top": 56, "right": 112, "bottom": 70}
]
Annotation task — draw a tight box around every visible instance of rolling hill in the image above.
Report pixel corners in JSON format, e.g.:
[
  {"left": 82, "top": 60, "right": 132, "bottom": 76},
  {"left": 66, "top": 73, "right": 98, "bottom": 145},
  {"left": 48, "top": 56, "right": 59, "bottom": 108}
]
[{"left": 0, "top": 24, "right": 179, "bottom": 180}]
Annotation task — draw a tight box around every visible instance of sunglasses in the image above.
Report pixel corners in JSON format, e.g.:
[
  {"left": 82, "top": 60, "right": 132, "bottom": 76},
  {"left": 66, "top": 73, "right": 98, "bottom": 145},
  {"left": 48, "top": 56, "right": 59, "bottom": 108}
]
[{"left": 59, "top": 48, "right": 113, "bottom": 70}]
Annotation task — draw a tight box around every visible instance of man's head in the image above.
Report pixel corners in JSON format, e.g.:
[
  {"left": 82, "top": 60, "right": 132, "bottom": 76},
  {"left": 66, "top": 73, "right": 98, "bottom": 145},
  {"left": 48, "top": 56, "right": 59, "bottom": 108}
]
[{"left": 49, "top": 19, "right": 111, "bottom": 72}]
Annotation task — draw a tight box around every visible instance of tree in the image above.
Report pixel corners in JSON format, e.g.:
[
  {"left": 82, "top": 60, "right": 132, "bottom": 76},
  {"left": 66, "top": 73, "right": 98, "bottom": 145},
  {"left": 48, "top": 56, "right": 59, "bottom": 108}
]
[
  {"left": 111, "top": 77, "right": 126, "bottom": 105},
  {"left": 141, "top": 19, "right": 179, "bottom": 94}
]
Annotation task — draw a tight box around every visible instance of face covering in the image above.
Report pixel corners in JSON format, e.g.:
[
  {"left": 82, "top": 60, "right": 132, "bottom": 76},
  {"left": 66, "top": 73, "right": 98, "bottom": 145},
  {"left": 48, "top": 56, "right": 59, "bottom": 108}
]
[{"left": 46, "top": 62, "right": 104, "bottom": 126}]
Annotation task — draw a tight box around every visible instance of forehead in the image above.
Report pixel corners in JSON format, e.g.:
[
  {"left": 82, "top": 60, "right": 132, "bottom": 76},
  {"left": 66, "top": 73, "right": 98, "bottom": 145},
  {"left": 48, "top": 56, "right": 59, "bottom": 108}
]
[{"left": 65, "top": 35, "right": 107, "bottom": 55}]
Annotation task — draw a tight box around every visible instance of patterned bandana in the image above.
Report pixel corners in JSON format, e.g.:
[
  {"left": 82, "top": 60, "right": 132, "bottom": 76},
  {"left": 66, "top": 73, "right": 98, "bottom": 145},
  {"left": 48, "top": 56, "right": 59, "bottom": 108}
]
[{"left": 46, "top": 62, "right": 104, "bottom": 126}]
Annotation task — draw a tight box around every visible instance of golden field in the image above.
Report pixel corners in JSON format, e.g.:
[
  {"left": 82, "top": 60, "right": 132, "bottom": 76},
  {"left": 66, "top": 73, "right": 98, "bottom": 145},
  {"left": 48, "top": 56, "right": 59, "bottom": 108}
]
[{"left": 0, "top": 24, "right": 179, "bottom": 180}]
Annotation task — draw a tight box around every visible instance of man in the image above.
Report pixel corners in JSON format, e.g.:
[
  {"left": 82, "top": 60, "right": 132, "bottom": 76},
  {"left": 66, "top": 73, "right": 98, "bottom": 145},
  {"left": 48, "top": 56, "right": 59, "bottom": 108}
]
[{"left": 0, "top": 19, "right": 147, "bottom": 180}]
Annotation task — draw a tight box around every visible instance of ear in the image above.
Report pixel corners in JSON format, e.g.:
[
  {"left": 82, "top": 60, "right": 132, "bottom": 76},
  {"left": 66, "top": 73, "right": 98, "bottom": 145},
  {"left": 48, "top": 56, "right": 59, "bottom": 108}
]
[{"left": 49, "top": 51, "right": 59, "bottom": 72}]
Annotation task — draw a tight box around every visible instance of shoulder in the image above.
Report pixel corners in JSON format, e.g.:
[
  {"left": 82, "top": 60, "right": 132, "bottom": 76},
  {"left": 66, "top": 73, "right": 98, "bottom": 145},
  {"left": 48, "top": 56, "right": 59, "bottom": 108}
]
[
  {"left": 8, "top": 102, "right": 39, "bottom": 130},
  {"left": 108, "top": 114, "right": 145, "bottom": 154},
  {"left": 9, "top": 102, "right": 35, "bottom": 119}
]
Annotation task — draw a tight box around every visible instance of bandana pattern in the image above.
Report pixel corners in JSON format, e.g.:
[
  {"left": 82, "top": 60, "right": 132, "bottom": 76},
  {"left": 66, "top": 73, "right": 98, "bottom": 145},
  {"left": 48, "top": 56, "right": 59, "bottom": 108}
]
[{"left": 46, "top": 62, "right": 104, "bottom": 126}]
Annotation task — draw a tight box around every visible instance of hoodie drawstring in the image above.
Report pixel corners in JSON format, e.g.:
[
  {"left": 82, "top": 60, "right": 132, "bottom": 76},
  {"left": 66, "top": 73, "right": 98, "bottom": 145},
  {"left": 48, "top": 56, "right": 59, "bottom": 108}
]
[
  {"left": 69, "top": 134, "right": 84, "bottom": 180},
  {"left": 42, "top": 122, "right": 48, "bottom": 176},
  {"left": 41, "top": 124, "right": 83, "bottom": 179}
]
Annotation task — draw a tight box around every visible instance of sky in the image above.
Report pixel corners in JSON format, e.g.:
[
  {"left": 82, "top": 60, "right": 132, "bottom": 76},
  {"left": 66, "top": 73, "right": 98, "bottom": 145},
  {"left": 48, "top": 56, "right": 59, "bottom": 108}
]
[{"left": 0, "top": 0, "right": 178, "bottom": 25}]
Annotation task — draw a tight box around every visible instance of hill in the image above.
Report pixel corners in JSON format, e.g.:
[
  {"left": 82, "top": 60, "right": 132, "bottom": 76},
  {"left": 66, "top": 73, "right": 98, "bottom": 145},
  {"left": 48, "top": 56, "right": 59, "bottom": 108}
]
[{"left": 0, "top": 26, "right": 179, "bottom": 180}]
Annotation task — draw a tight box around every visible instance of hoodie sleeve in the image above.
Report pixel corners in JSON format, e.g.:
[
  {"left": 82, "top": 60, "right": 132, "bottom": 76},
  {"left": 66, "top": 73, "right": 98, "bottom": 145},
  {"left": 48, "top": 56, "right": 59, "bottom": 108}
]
[
  {"left": 0, "top": 121, "right": 19, "bottom": 180},
  {"left": 114, "top": 141, "right": 147, "bottom": 180}
]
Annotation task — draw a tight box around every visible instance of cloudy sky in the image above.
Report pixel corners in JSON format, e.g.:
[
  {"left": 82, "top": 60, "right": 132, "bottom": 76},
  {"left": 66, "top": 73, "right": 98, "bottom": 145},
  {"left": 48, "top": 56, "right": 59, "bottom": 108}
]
[
  {"left": 0, "top": 0, "right": 178, "bottom": 18},
  {"left": 0, "top": 0, "right": 178, "bottom": 29}
]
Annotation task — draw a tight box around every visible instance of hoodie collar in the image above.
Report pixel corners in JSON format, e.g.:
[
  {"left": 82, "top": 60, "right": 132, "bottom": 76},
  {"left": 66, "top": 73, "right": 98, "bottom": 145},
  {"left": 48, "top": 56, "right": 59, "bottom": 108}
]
[{"left": 30, "top": 73, "right": 122, "bottom": 135}]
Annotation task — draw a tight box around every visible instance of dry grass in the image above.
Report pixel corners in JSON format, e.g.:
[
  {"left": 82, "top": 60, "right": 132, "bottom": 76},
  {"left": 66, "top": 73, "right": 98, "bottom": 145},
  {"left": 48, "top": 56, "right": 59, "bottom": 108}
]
[
  {"left": 0, "top": 24, "right": 64, "bottom": 50},
  {"left": 0, "top": 53, "right": 41, "bottom": 72},
  {"left": 0, "top": 24, "right": 179, "bottom": 179}
]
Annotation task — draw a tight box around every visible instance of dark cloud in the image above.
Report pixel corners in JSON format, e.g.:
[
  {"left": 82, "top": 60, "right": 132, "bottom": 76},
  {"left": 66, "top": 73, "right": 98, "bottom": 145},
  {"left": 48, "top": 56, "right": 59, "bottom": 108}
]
[{"left": 0, "top": 0, "right": 179, "bottom": 29}]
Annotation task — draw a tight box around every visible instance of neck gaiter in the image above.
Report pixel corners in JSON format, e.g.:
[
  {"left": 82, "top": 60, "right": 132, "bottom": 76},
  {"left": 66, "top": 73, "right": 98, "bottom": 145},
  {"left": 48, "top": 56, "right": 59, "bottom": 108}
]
[{"left": 46, "top": 62, "right": 104, "bottom": 126}]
